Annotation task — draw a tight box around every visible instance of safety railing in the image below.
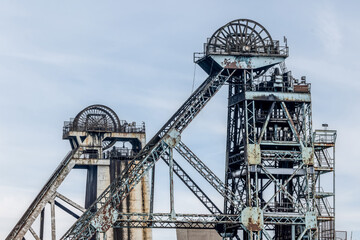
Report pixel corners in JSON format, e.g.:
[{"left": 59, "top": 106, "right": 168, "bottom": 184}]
[
  {"left": 314, "top": 130, "right": 337, "bottom": 145},
  {"left": 315, "top": 189, "right": 334, "bottom": 217},
  {"left": 314, "top": 148, "right": 334, "bottom": 168},
  {"left": 104, "top": 147, "right": 136, "bottom": 159},
  {"left": 194, "top": 40, "right": 288, "bottom": 62},
  {"left": 63, "top": 120, "right": 145, "bottom": 136}
]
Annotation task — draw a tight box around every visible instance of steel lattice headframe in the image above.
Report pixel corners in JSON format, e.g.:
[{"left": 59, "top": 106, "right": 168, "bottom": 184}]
[{"left": 6, "top": 19, "right": 336, "bottom": 240}]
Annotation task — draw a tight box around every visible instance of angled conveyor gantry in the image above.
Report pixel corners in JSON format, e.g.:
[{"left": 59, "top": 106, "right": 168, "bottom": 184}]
[
  {"left": 9, "top": 18, "right": 332, "bottom": 240},
  {"left": 61, "top": 19, "right": 292, "bottom": 240},
  {"left": 61, "top": 69, "right": 239, "bottom": 239}
]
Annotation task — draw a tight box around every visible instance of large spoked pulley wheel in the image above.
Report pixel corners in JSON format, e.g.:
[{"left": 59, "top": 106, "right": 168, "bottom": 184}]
[{"left": 207, "top": 19, "right": 275, "bottom": 55}]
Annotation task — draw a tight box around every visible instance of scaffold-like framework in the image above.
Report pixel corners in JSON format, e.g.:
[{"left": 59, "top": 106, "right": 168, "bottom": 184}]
[{"left": 6, "top": 19, "right": 336, "bottom": 240}]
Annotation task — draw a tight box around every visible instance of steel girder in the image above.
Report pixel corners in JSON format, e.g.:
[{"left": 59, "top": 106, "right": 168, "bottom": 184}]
[
  {"left": 224, "top": 68, "right": 316, "bottom": 239},
  {"left": 61, "top": 69, "right": 237, "bottom": 240},
  {"left": 6, "top": 150, "right": 78, "bottom": 240},
  {"left": 111, "top": 213, "right": 306, "bottom": 229}
]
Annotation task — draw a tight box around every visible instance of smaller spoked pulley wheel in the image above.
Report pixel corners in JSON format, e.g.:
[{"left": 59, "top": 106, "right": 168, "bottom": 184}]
[{"left": 73, "top": 104, "right": 121, "bottom": 150}]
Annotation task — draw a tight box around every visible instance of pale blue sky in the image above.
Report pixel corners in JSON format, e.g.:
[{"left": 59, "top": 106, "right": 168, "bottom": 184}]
[{"left": 0, "top": 1, "right": 359, "bottom": 239}]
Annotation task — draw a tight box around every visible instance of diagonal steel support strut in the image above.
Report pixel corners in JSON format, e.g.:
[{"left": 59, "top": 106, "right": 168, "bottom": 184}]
[
  {"left": 61, "top": 69, "right": 236, "bottom": 240},
  {"left": 175, "top": 141, "right": 245, "bottom": 212},
  {"left": 161, "top": 153, "right": 222, "bottom": 215}
]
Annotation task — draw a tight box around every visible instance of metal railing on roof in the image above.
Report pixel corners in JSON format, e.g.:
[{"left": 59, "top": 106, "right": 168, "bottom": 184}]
[
  {"left": 194, "top": 40, "right": 288, "bottom": 62},
  {"left": 63, "top": 119, "right": 145, "bottom": 136},
  {"left": 314, "top": 130, "right": 337, "bottom": 144}
]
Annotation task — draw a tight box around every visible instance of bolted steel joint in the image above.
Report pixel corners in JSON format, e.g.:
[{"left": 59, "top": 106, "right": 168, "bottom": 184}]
[
  {"left": 164, "top": 129, "right": 181, "bottom": 148},
  {"left": 241, "top": 207, "right": 264, "bottom": 231}
]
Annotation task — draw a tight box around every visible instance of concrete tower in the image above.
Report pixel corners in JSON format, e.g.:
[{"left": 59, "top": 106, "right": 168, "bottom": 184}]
[
  {"left": 63, "top": 105, "right": 152, "bottom": 240},
  {"left": 6, "top": 104, "right": 152, "bottom": 240}
]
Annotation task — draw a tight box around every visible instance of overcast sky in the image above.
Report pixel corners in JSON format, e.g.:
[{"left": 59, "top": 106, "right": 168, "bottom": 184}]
[{"left": 0, "top": 0, "right": 359, "bottom": 239}]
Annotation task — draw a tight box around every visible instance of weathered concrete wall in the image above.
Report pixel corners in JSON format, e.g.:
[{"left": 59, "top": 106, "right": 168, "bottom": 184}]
[
  {"left": 110, "top": 158, "right": 152, "bottom": 240},
  {"left": 141, "top": 171, "right": 151, "bottom": 240},
  {"left": 176, "top": 229, "right": 221, "bottom": 240},
  {"left": 97, "top": 165, "right": 114, "bottom": 240}
]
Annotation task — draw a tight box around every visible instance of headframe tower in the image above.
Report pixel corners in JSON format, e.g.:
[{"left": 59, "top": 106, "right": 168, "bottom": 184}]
[
  {"left": 196, "top": 19, "right": 326, "bottom": 239},
  {"left": 7, "top": 19, "right": 336, "bottom": 240}
]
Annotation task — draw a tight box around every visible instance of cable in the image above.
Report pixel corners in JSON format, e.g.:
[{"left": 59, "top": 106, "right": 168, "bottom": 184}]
[{"left": 191, "top": 63, "right": 197, "bottom": 93}]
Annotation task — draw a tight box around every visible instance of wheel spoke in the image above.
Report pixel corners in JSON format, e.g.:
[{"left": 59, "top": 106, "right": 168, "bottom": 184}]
[
  {"left": 72, "top": 105, "right": 121, "bottom": 149},
  {"left": 207, "top": 19, "right": 274, "bottom": 55}
]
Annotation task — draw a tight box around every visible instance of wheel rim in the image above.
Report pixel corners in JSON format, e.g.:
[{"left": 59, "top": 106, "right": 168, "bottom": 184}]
[
  {"left": 207, "top": 19, "right": 274, "bottom": 55},
  {"left": 73, "top": 105, "right": 121, "bottom": 150}
]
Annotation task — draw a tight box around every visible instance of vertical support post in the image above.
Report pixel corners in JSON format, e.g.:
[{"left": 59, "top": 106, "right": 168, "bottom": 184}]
[
  {"left": 292, "top": 225, "right": 295, "bottom": 240},
  {"left": 252, "top": 100, "right": 256, "bottom": 143},
  {"left": 333, "top": 143, "right": 336, "bottom": 238},
  {"left": 258, "top": 102, "right": 275, "bottom": 144},
  {"left": 50, "top": 200, "right": 56, "bottom": 240},
  {"left": 306, "top": 168, "right": 310, "bottom": 210},
  {"left": 39, "top": 208, "right": 45, "bottom": 240},
  {"left": 247, "top": 164, "right": 252, "bottom": 207},
  {"left": 302, "top": 103, "right": 307, "bottom": 144},
  {"left": 255, "top": 165, "right": 259, "bottom": 207},
  {"left": 169, "top": 147, "right": 175, "bottom": 219},
  {"left": 244, "top": 99, "right": 251, "bottom": 208},
  {"left": 150, "top": 164, "right": 155, "bottom": 217}
]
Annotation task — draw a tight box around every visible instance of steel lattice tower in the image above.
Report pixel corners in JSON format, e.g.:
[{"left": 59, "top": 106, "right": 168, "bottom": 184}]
[
  {"left": 7, "top": 19, "right": 336, "bottom": 240},
  {"left": 196, "top": 19, "right": 324, "bottom": 239}
]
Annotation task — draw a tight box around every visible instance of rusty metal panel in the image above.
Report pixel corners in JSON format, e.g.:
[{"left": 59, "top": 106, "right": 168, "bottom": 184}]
[
  {"left": 229, "top": 91, "right": 311, "bottom": 106},
  {"left": 294, "top": 84, "right": 310, "bottom": 93},
  {"left": 91, "top": 204, "right": 119, "bottom": 233},
  {"left": 211, "top": 55, "right": 286, "bottom": 70},
  {"left": 246, "top": 144, "right": 261, "bottom": 165},
  {"left": 302, "top": 147, "right": 314, "bottom": 165},
  {"left": 241, "top": 207, "right": 264, "bottom": 231}
]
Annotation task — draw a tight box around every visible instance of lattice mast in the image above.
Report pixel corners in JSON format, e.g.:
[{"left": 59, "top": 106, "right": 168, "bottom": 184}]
[
  {"left": 196, "top": 19, "right": 318, "bottom": 239},
  {"left": 51, "top": 19, "right": 334, "bottom": 240}
]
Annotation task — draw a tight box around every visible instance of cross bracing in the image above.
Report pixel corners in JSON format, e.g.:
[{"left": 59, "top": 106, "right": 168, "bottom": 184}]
[{"left": 7, "top": 19, "right": 336, "bottom": 240}]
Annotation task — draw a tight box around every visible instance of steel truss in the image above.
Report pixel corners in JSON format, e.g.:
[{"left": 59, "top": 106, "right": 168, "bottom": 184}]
[
  {"left": 61, "top": 69, "right": 238, "bottom": 239},
  {"left": 8, "top": 19, "right": 335, "bottom": 240},
  {"left": 60, "top": 19, "right": 324, "bottom": 240},
  {"left": 112, "top": 213, "right": 306, "bottom": 229},
  {"left": 6, "top": 105, "right": 147, "bottom": 240},
  {"left": 224, "top": 65, "right": 318, "bottom": 239}
]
